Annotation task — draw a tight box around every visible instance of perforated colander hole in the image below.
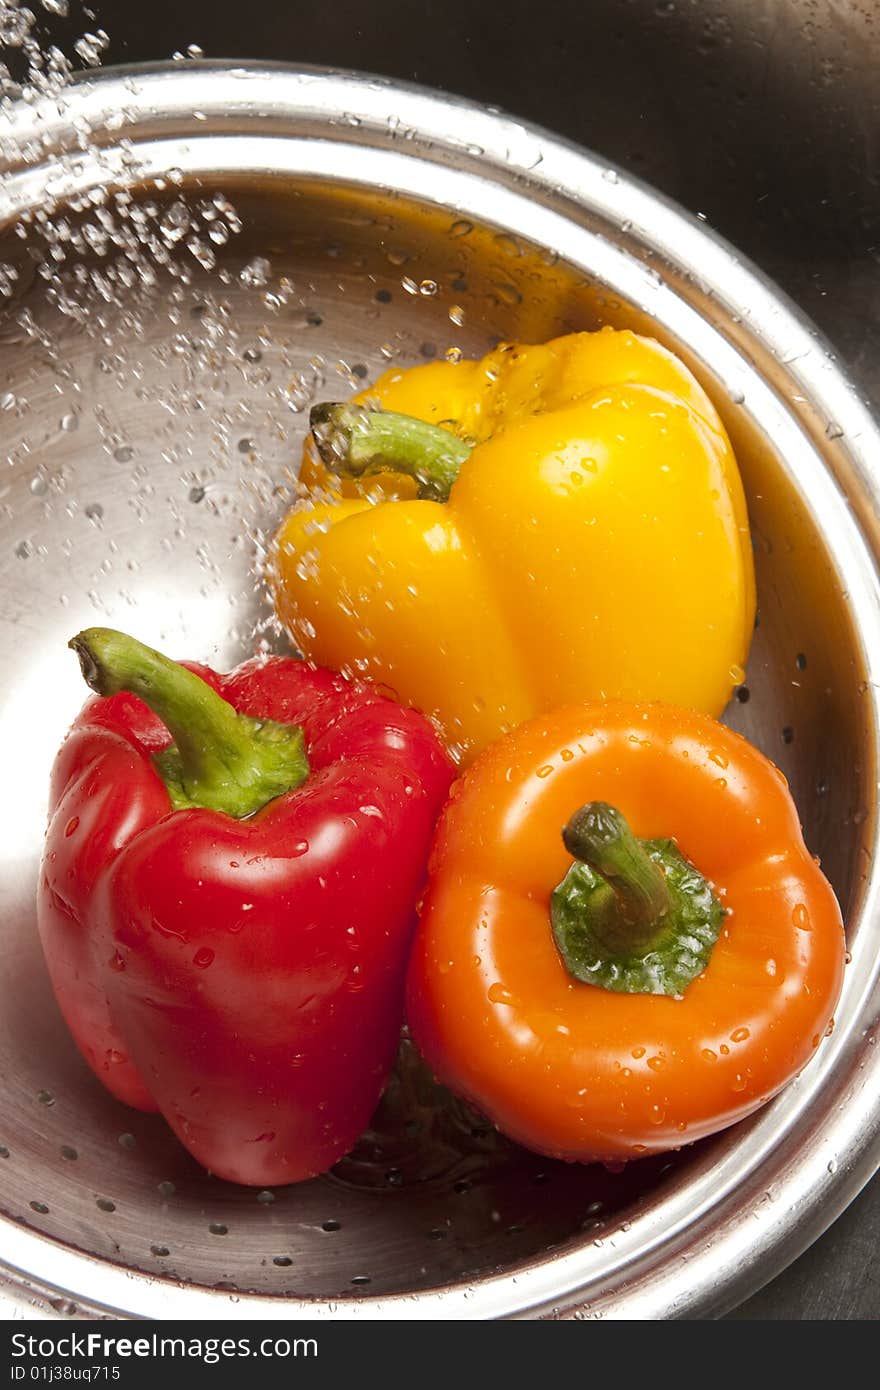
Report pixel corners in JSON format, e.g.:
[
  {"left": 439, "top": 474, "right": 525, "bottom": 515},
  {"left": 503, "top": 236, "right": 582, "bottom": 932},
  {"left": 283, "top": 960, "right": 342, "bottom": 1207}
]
[
  {"left": 95, "top": 1197, "right": 116, "bottom": 1212},
  {"left": 796, "top": 652, "right": 808, "bottom": 670},
  {"left": 782, "top": 726, "right": 794, "bottom": 744},
  {"left": 0, "top": 1145, "right": 9, "bottom": 1159},
  {"left": 350, "top": 1275, "right": 371, "bottom": 1286},
  {"left": 60, "top": 1145, "right": 77, "bottom": 1160},
  {"left": 157, "top": 1180, "right": 176, "bottom": 1198},
  {"left": 453, "top": 1179, "right": 471, "bottom": 1194},
  {"left": 321, "top": 1220, "right": 341, "bottom": 1232},
  {"left": 150, "top": 1245, "right": 170, "bottom": 1258},
  {"left": 272, "top": 1256, "right": 292, "bottom": 1267},
  {"left": 36, "top": 1089, "right": 55, "bottom": 1106},
  {"left": 208, "top": 1222, "right": 228, "bottom": 1236},
  {"left": 256, "top": 1189, "right": 275, "bottom": 1205},
  {"left": 29, "top": 1201, "right": 49, "bottom": 1214},
  {"left": 736, "top": 685, "right": 750, "bottom": 703},
  {"left": 427, "top": 1227, "right": 448, "bottom": 1240},
  {"left": 117, "top": 1132, "right": 136, "bottom": 1150}
]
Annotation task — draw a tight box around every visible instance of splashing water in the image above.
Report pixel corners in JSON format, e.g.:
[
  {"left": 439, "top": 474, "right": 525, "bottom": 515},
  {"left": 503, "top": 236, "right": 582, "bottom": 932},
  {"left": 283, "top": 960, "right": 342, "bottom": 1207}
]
[
  {"left": 0, "top": 3, "right": 325, "bottom": 653},
  {"left": 0, "top": 6, "right": 493, "bottom": 686}
]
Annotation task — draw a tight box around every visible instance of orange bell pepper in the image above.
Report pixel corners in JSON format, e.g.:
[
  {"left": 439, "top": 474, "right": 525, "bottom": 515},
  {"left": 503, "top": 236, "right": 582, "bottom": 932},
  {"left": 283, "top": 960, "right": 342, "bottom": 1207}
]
[{"left": 406, "top": 703, "right": 846, "bottom": 1162}]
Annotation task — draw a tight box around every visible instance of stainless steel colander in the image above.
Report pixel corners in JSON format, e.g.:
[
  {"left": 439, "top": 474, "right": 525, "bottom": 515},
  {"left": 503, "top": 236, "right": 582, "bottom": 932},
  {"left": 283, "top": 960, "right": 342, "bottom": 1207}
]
[{"left": 1, "top": 64, "right": 879, "bottom": 1320}]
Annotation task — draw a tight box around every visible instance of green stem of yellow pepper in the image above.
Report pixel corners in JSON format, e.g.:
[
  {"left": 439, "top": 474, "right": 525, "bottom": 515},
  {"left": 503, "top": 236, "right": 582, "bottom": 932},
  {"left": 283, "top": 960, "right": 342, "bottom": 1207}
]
[{"left": 309, "top": 402, "right": 470, "bottom": 502}]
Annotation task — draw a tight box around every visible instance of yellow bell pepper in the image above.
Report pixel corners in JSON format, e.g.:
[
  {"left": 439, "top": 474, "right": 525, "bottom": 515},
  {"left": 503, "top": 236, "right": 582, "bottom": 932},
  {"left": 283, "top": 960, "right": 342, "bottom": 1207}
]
[{"left": 271, "top": 329, "right": 755, "bottom": 764}]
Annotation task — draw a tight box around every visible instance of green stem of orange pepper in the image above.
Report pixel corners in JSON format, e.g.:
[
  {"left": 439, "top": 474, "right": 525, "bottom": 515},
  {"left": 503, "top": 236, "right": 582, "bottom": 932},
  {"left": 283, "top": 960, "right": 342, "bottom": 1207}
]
[{"left": 551, "top": 802, "right": 724, "bottom": 996}]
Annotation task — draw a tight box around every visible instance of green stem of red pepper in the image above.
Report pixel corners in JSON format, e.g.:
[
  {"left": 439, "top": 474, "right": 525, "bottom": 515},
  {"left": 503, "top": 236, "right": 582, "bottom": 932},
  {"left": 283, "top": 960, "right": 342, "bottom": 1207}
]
[
  {"left": 310, "top": 402, "right": 470, "bottom": 502},
  {"left": 69, "top": 628, "right": 309, "bottom": 818},
  {"left": 551, "top": 802, "right": 724, "bottom": 996}
]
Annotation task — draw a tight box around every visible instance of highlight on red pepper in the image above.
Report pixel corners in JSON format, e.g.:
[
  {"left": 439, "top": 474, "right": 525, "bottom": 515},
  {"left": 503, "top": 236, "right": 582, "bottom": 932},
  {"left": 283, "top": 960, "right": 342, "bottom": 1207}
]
[
  {"left": 38, "top": 628, "right": 453, "bottom": 1186},
  {"left": 406, "top": 702, "right": 846, "bottom": 1163}
]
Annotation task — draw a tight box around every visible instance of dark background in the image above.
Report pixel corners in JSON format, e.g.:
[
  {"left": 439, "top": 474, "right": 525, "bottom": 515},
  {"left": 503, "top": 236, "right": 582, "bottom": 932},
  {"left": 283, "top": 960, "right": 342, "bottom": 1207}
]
[{"left": 68, "top": 0, "right": 880, "bottom": 1318}]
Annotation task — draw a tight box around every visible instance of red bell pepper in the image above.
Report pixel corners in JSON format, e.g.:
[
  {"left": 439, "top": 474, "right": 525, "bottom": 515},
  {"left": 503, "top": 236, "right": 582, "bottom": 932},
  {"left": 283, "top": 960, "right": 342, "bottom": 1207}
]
[{"left": 38, "top": 628, "right": 453, "bottom": 1186}]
